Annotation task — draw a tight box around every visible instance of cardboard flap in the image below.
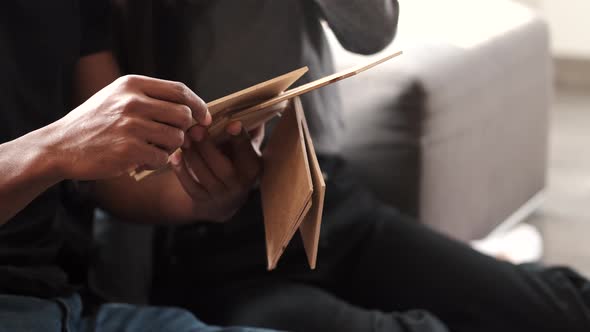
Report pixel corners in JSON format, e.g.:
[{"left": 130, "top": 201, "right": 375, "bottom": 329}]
[
  {"left": 207, "top": 67, "right": 308, "bottom": 117},
  {"left": 260, "top": 100, "right": 313, "bottom": 270},
  {"left": 236, "top": 51, "right": 403, "bottom": 117},
  {"left": 209, "top": 102, "right": 289, "bottom": 142},
  {"left": 132, "top": 50, "right": 402, "bottom": 181},
  {"left": 297, "top": 99, "right": 326, "bottom": 270}
]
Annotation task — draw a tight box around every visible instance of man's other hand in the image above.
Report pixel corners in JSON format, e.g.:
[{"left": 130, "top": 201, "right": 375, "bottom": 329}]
[
  {"left": 170, "top": 121, "right": 262, "bottom": 222},
  {"left": 48, "top": 75, "right": 212, "bottom": 180}
]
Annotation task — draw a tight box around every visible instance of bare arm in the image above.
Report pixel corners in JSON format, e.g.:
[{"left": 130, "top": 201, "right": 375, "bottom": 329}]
[
  {"left": 72, "top": 52, "right": 193, "bottom": 224},
  {"left": 81, "top": 53, "right": 261, "bottom": 225},
  {"left": 0, "top": 124, "right": 64, "bottom": 224},
  {"left": 0, "top": 51, "right": 210, "bottom": 225},
  {"left": 315, "top": 0, "right": 399, "bottom": 54}
]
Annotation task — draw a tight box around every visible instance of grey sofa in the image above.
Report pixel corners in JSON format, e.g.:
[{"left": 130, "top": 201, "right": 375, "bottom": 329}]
[{"left": 334, "top": 0, "right": 552, "bottom": 241}]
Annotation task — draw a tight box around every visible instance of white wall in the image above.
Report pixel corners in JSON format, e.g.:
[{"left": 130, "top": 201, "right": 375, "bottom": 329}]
[{"left": 516, "top": 0, "right": 590, "bottom": 58}]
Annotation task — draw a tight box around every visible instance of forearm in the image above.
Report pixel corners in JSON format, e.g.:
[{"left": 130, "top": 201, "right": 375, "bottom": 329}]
[
  {"left": 77, "top": 52, "right": 196, "bottom": 224},
  {"left": 315, "top": 0, "right": 399, "bottom": 54},
  {"left": 0, "top": 124, "right": 65, "bottom": 224},
  {"left": 93, "top": 171, "right": 197, "bottom": 224}
]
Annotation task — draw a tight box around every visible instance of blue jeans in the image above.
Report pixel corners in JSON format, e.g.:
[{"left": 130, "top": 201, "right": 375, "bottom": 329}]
[{"left": 0, "top": 293, "right": 276, "bottom": 332}]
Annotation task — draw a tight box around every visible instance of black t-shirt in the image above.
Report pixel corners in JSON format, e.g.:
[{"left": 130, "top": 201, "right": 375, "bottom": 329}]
[{"left": 0, "top": 1, "right": 110, "bottom": 298}]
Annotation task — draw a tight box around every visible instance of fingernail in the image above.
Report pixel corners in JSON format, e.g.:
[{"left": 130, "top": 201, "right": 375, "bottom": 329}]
[
  {"left": 170, "top": 150, "right": 182, "bottom": 166},
  {"left": 227, "top": 122, "right": 243, "bottom": 136},
  {"left": 203, "top": 112, "right": 212, "bottom": 126}
]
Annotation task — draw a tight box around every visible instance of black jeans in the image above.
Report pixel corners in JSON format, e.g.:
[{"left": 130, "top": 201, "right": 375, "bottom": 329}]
[{"left": 152, "top": 157, "right": 590, "bottom": 332}]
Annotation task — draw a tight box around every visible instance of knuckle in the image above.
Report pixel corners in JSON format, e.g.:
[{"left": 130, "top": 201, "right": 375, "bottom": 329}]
[
  {"left": 120, "top": 140, "right": 138, "bottom": 156},
  {"left": 153, "top": 149, "right": 169, "bottom": 166},
  {"left": 173, "top": 81, "right": 190, "bottom": 100},
  {"left": 169, "top": 128, "right": 185, "bottom": 148},
  {"left": 118, "top": 74, "right": 140, "bottom": 88},
  {"left": 122, "top": 95, "right": 143, "bottom": 113},
  {"left": 177, "top": 105, "right": 193, "bottom": 128},
  {"left": 118, "top": 116, "right": 136, "bottom": 131},
  {"left": 112, "top": 140, "right": 128, "bottom": 155},
  {"left": 126, "top": 115, "right": 142, "bottom": 128},
  {"left": 194, "top": 97, "right": 208, "bottom": 118}
]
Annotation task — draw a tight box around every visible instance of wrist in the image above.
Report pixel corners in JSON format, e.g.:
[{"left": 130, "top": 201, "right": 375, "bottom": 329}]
[{"left": 23, "top": 122, "right": 68, "bottom": 183}]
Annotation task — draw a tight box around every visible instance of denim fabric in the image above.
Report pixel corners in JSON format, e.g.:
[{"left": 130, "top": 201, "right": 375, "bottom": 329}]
[{"left": 0, "top": 293, "right": 276, "bottom": 332}]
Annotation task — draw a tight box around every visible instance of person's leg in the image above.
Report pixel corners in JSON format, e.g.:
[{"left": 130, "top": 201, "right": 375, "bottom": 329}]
[
  {"left": 282, "top": 156, "right": 590, "bottom": 332},
  {"left": 86, "top": 301, "right": 275, "bottom": 332},
  {"left": 0, "top": 293, "right": 273, "bottom": 332},
  {"left": 177, "top": 279, "right": 449, "bottom": 332},
  {"left": 0, "top": 294, "right": 66, "bottom": 332},
  {"left": 154, "top": 156, "right": 590, "bottom": 331},
  {"left": 151, "top": 199, "right": 450, "bottom": 332},
  {"left": 320, "top": 183, "right": 590, "bottom": 332},
  {"left": 148, "top": 159, "right": 450, "bottom": 332}
]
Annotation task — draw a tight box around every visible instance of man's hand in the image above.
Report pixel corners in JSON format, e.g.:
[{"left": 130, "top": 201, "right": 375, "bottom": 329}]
[
  {"left": 47, "top": 75, "right": 211, "bottom": 180},
  {"left": 170, "top": 121, "right": 262, "bottom": 222}
]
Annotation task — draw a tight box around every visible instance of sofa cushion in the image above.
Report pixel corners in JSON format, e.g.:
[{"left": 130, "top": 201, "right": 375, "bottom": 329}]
[{"left": 334, "top": 0, "right": 551, "bottom": 240}]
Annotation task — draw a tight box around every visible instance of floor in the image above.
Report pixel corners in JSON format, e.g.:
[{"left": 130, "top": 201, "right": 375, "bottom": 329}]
[{"left": 528, "top": 86, "right": 590, "bottom": 277}]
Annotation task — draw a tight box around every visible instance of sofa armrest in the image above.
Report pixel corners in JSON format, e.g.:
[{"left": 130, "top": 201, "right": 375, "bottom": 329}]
[{"left": 333, "top": 0, "right": 552, "bottom": 240}]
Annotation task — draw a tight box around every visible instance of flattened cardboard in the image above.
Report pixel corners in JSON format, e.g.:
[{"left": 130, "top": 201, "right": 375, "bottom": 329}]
[
  {"left": 298, "top": 99, "right": 326, "bottom": 270},
  {"left": 235, "top": 51, "right": 403, "bottom": 117},
  {"left": 260, "top": 99, "right": 313, "bottom": 270},
  {"left": 131, "top": 50, "right": 402, "bottom": 181},
  {"left": 209, "top": 101, "right": 288, "bottom": 140},
  {"left": 131, "top": 68, "right": 306, "bottom": 181},
  {"left": 129, "top": 52, "right": 403, "bottom": 269},
  {"left": 207, "top": 67, "right": 308, "bottom": 117}
]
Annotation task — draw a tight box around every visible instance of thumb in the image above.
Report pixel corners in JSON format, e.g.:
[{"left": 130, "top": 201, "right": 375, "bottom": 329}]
[
  {"left": 170, "top": 149, "right": 208, "bottom": 200},
  {"left": 227, "top": 122, "right": 262, "bottom": 181}
]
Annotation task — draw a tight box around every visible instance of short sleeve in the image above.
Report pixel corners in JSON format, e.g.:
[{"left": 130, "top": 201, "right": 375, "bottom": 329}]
[{"left": 79, "top": 0, "right": 112, "bottom": 56}]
